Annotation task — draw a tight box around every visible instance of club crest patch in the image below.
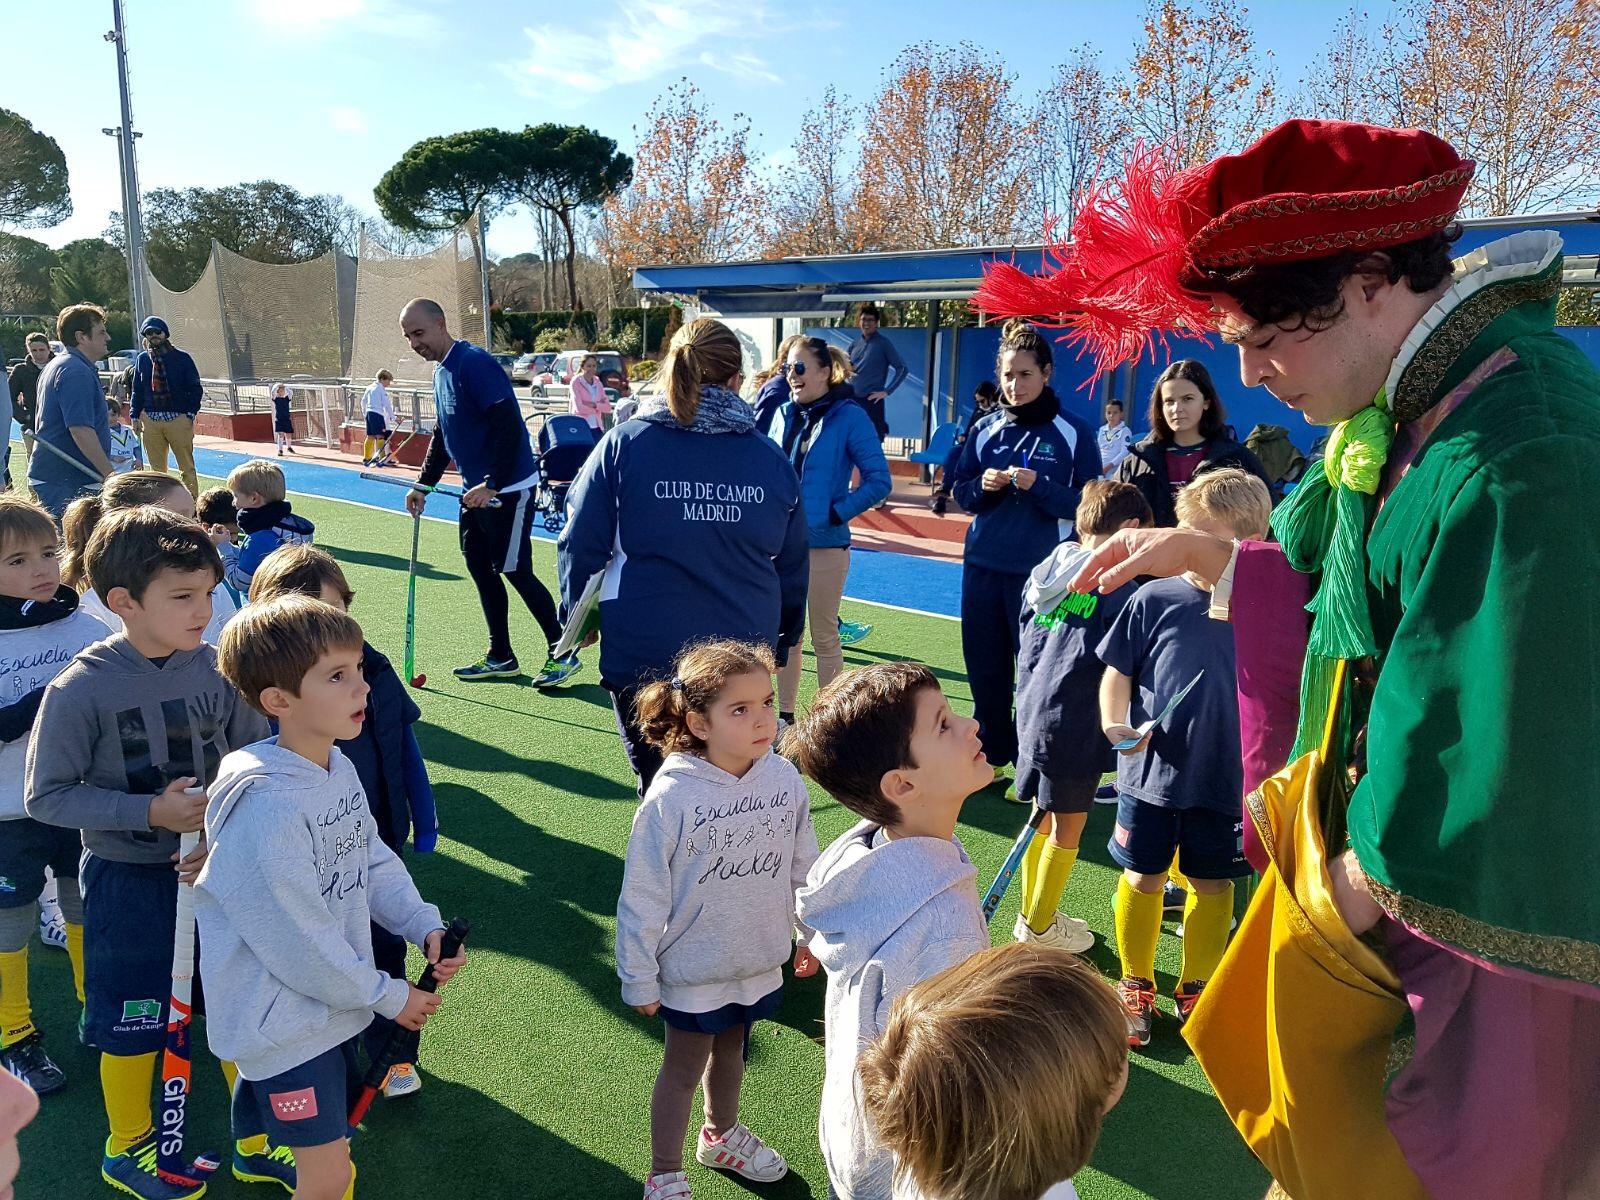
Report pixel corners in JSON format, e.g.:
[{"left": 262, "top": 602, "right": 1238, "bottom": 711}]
[{"left": 269, "top": 1086, "right": 319, "bottom": 1121}]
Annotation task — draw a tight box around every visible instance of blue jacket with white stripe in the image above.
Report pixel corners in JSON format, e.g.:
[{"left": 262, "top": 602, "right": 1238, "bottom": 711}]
[{"left": 951, "top": 389, "right": 1102, "bottom": 574}]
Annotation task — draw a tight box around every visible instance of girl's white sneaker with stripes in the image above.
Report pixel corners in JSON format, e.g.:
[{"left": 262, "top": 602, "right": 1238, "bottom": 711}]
[
  {"left": 643, "top": 1170, "right": 690, "bottom": 1199},
  {"left": 695, "top": 1122, "right": 787, "bottom": 1183}
]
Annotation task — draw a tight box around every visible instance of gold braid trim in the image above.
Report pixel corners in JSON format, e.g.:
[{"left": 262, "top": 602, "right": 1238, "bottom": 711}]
[
  {"left": 1389, "top": 263, "right": 1562, "bottom": 421},
  {"left": 1384, "top": 1033, "right": 1416, "bottom": 1082},
  {"left": 1266, "top": 1182, "right": 1296, "bottom": 1200},
  {"left": 1363, "top": 873, "right": 1600, "bottom": 986}
]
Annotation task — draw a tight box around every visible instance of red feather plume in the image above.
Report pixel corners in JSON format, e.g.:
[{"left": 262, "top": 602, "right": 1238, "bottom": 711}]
[{"left": 973, "top": 142, "right": 1214, "bottom": 380}]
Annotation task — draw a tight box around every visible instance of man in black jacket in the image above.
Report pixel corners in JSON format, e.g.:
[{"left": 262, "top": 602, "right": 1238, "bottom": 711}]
[{"left": 6, "top": 334, "right": 51, "bottom": 448}]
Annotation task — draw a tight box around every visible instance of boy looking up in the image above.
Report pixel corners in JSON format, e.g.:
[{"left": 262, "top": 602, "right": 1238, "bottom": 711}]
[
  {"left": 225, "top": 460, "right": 314, "bottom": 596},
  {"left": 1096, "top": 469, "right": 1271, "bottom": 1047},
  {"left": 0, "top": 496, "right": 109, "bottom": 1094},
  {"left": 1012, "top": 480, "right": 1153, "bottom": 954},
  {"left": 789, "top": 663, "right": 993, "bottom": 1200},
  {"left": 24, "top": 507, "right": 269, "bottom": 1200},
  {"left": 202, "top": 596, "right": 463, "bottom": 1200}
]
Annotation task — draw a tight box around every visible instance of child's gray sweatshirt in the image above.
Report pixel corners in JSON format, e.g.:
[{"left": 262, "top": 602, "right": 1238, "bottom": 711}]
[
  {"left": 616, "top": 750, "right": 818, "bottom": 1011},
  {"left": 796, "top": 822, "right": 988, "bottom": 1200},
  {"left": 194, "top": 739, "right": 442, "bottom": 1080}
]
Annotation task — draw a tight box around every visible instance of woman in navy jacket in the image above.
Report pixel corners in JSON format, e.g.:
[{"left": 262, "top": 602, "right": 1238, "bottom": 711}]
[
  {"left": 558, "top": 318, "right": 809, "bottom": 793},
  {"left": 766, "top": 336, "right": 891, "bottom": 723},
  {"left": 952, "top": 319, "right": 1101, "bottom": 772}
]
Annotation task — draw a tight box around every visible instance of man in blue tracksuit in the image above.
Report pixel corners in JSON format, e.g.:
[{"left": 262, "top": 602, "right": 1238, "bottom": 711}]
[
  {"left": 401, "top": 298, "right": 575, "bottom": 687},
  {"left": 952, "top": 339, "right": 1100, "bottom": 771},
  {"left": 846, "top": 307, "right": 907, "bottom": 443}
]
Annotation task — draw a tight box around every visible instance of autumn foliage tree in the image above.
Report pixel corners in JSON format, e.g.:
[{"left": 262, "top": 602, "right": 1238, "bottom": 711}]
[
  {"left": 1370, "top": 0, "right": 1600, "bottom": 214},
  {"left": 599, "top": 81, "right": 763, "bottom": 268},
  {"left": 1118, "top": 0, "right": 1277, "bottom": 166},
  {"left": 1031, "top": 48, "right": 1120, "bottom": 234},
  {"left": 765, "top": 87, "right": 860, "bottom": 257},
  {"left": 851, "top": 43, "right": 1037, "bottom": 250}
]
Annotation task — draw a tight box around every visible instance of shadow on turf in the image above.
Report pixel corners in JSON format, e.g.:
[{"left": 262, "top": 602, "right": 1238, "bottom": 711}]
[
  {"left": 326, "top": 541, "right": 462, "bottom": 582},
  {"left": 418, "top": 703, "right": 635, "bottom": 800}
]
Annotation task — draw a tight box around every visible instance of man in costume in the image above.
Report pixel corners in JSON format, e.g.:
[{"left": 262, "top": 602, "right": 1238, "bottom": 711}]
[{"left": 977, "top": 119, "right": 1600, "bottom": 1198}]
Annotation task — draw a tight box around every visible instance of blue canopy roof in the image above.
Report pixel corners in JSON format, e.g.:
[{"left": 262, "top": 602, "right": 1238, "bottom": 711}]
[{"left": 631, "top": 212, "right": 1600, "bottom": 316}]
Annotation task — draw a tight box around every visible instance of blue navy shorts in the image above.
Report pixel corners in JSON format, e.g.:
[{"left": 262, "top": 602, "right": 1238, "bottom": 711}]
[
  {"left": 1013, "top": 765, "right": 1099, "bottom": 815},
  {"left": 0, "top": 817, "right": 81, "bottom": 908},
  {"left": 233, "top": 1037, "right": 362, "bottom": 1148},
  {"left": 1106, "top": 793, "right": 1250, "bottom": 881},
  {"left": 81, "top": 854, "right": 201, "bottom": 1055},
  {"left": 364, "top": 412, "right": 389, "bottom": 438},
  {"left": 659, "top": 984, "right": 783, "bottom": 1061}
]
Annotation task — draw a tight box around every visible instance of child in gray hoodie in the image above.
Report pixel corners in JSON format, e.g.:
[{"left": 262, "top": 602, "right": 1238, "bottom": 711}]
[
  {"left": 789, "top": 662, "right": 996, "bottom": 1200},
  {"left": 616, "top": 640, "right": 819, "bottom": 1200},
  {"left": 199, "top": 596, "right": 465, "bottom": 1199}
]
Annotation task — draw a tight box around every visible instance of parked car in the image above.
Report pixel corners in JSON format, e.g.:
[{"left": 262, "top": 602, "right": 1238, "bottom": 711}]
[
  {"left": 511, "top": 351, "right": 558, "bottom": 384},
  {"left": 551, "top": 349, "right": 630, "bottom": 394},
  {"left": 493, "top": 353, "right": 517, "bottom": 379}
]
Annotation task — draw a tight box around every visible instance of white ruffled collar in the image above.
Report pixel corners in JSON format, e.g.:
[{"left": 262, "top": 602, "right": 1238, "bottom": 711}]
[{"left": 1383, "top": 231, "right": 1563, "bottom": 405}]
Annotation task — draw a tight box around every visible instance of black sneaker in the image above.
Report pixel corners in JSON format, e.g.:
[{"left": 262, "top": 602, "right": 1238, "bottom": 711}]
[
  {"left": 453, "top": 656, "right": 520, "bottom": 681},
  {"left": 929, "top": 492, "right": 948, "bottom": 515},
  {"left": 0, "top": 1031, "right": 65, "bottom": 1094}
]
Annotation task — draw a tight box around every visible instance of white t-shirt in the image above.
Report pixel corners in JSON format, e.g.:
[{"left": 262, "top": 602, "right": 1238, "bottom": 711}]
[
  {"left": 1098, "top": 422, "right": 1134, "bottom": 474},
  {"left": 363, "top": 381, "right": 396, "bottom": 424},
  {"left": 80, "top": 582, "right": 241, "bottom": 649}
]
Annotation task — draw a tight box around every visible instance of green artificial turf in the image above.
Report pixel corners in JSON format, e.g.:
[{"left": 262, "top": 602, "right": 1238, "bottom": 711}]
[{"left": 17, "top": 476, "right": 1268, "bottom": 1200}]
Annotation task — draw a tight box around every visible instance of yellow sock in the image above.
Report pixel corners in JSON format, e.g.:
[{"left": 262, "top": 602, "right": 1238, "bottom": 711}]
[
  {"left": 1017, "top": 831, "right": 1046, "bottom": 915},
  {"left": 65, "top": 922, "right": 85, "bottom": 1004},
  {"left": 363, "top": 437, "right": 377, "bottom": 460},
  {"left": 1113, "top": 877, "right": 1163, "bottom": 982},
  {"left": 101, "top": 1051, "right": 158, "bottom": 1154},
  {"left": 220, "top": 1058, "right": 239, "bottom": 1092},
  {"left": 1179, "top": 884, "right": 1235, "bottom": 987},
  {"left": 1170, "top": 861, "right": 1190, "bottom": 893},
  {"left": 1023, "top": 844, "right": 1079, "bottom": 935},
  {"left": 237, "top": 1133, "right": 268, "bottom": 1155},
  {"left": 344, "top": 1160, "right": 357, "bottom": 1200},
  {"left": 0, "top": 948, "right": 34, "bottom": 1047}
]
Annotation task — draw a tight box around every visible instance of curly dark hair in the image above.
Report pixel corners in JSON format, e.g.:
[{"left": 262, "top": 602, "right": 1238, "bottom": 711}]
[{"left": 1197, "top": 229, "right": 1460, "bottom": 334}]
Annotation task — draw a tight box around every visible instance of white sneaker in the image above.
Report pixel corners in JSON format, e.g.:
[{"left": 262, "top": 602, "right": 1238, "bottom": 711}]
[
  {"left": 382, "top": 1062, "right": 422, "bottom": 1098},
  {"left": 695, "top": 1122, "right": 787, "bottom": 1183},
  {"left": 37, "top": 881, "right": 66, "bottom": 952},
  {"left": 1016, "top": 913, "right": 1096, "bottom": 954},
  {"left": 643, "top": 1171, "right": 691, "bottom": 1200}
]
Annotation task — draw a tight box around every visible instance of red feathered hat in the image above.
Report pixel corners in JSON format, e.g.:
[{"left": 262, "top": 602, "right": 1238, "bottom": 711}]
[{"left": 974, "top": 119, "right": 1474, "bottom": 374}]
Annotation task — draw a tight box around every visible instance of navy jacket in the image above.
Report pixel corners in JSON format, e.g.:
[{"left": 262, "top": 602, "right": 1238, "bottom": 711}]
[
  {"left": 336, "top": 642, "right": 437, "bottom": 853},
  {"left": 952, "top": 390, "right": 1102, "bottom": 574},
  {"left": 131, "top": 345, "right": 204, "bottom": 419},
  {"left": 558, "top": 396, "right": 810, "bottom": 690},
  {"left": 768, "top": 386, "right": 892, "bottom": 549},
  {"left": 753, "top": 374, "right": 789, "bottom": 434}
]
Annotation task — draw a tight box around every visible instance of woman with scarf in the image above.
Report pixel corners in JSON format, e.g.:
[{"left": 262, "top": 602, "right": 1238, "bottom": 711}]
[
  {"left": 1116, "top": 359, "right": 1272, "bottom": 527},
  {"left": 558, "top": 318, "right": 809, "bottom": 794},
  {"left": 951, "top": 319, "right": 1102, "bottom": 776},
  {"left": 766, "top": 337, "right": 891, "bottom": 728}
]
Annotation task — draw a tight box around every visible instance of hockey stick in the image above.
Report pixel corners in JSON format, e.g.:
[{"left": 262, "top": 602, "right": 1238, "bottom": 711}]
[
  {"left": 404, "top": 509, "right": 423, "bottom": 688},
  {"left": 380, "top": 421, "right": 425, "bottom": 465},
  {"left": 357, "top": 473, "right": 501, "bottom": 509},
  {"left": 980, "top": 804, "right": 1047, "bottom": 925},
  {"left": 347, "top": 917, "right": 470, "bottom": 1131},
  {"left": 21, "top": 429, "right": 106, "bottom": 485},
  {"left": 157, "top": 818, "right": 219, "bottom": 1185}
]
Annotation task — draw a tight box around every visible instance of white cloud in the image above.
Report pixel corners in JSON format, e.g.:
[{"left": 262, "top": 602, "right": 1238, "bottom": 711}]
[
  {"left": 499, "top": 0, "right": 789, "bottom": 99},
  {"left": 328, "top": 106, "right": 370, "bottom": 135}
]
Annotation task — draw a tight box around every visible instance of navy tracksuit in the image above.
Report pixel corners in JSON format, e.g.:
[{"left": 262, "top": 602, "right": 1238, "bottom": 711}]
[{"left": 951, "top": 390, "right": 1100, "bottom": 767}]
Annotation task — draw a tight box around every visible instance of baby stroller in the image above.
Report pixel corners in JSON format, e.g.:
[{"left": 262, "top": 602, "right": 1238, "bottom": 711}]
[{"left": 531, "top": 414, "right": 597, "bottom": 532}]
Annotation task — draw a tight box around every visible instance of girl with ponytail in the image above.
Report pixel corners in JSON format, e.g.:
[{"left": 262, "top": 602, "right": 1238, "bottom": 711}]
[
  {"left": 617, "top": 639, "right": 818, "bottom": 1200},
  {"left": 558, "top": 319, "right": 809, "bottom": 795},
  {"left": 949, "top": 318, "right": 1103, "bottom": 775}
]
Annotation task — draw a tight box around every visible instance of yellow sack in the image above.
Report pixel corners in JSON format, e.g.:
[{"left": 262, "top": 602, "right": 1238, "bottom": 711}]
[{"left": 1182, "top": 662, "right": 1424, "bottom": 1200}]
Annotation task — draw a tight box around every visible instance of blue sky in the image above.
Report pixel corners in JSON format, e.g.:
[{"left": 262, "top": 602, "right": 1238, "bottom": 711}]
[{"left": 14, "top": 0, "right": 1380, "bottom": 262}]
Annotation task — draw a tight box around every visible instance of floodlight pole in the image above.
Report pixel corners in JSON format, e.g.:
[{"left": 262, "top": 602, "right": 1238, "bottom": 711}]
[
  {"left": 477, "top": 201, "right": 492, "bottom": 348},
  {"left": 105, "top": 0, "right": 150, "bottom": 329}
]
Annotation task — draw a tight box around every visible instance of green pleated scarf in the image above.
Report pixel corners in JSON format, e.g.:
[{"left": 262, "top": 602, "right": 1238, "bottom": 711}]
[{"left": 1269, "top": 403, "right": 1394, "bottom": 766}]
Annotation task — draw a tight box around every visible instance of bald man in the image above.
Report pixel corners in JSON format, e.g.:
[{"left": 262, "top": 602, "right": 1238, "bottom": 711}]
[{"left": 400, "top": 299, "right": 578, "bottom": 687}]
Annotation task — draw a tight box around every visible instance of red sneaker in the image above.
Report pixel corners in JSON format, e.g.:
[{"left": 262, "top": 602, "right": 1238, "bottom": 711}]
[
  {"left": 1174, "top": 980, "right": 1206, "bottom": 1025},
  {"left": 1117, "top": 976, "right": 1156, "bottom": 1047}
]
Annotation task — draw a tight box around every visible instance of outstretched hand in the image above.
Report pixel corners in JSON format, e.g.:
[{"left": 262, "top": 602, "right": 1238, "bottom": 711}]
[{"left": 1068, "top": 527, "right": 1234, "bottom": 595}]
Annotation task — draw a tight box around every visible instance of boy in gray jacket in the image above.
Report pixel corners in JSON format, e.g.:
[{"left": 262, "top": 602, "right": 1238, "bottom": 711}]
[
  {"left": 203, "top": 595, "right": 464, "bottom": 1200},
  {"left": 789, "top": 662, "right": 996, "bottom": 1200},
  {"left": 24, "top": 507, "right": 269, "bottom": 1200}
]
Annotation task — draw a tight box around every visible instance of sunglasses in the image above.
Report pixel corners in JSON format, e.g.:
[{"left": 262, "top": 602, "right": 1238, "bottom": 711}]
[{"left": 783, "top": 361, "right": 809, "bottom": 377}]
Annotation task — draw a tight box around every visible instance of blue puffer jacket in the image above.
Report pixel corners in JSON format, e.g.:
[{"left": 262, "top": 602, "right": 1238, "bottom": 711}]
[{"left": 768, "top": 385, "right": 892, "bottom": 549}]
